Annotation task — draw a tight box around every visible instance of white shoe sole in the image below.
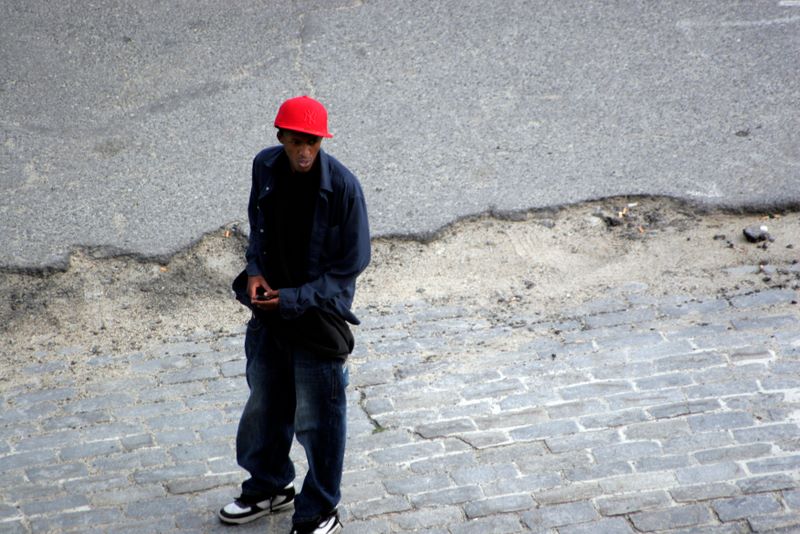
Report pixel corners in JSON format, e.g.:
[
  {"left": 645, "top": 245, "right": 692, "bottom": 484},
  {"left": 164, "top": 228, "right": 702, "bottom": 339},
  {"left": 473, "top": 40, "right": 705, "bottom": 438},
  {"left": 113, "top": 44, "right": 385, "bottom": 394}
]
[
  {"left": 218, "top": 507, "right": 270, "bottom": 525},
  {"left": 318, "top": 517, "right": 343, "bottom": 534},
  {"left": 218, "top": 498, "right": 294, "bottom": 524}
]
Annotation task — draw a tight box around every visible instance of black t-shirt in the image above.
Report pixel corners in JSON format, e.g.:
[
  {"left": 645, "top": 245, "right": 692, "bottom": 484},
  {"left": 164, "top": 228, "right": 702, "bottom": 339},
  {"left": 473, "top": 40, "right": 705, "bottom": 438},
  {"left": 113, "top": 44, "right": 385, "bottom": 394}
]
[{"left": 261, "top": 153, "right": 319, "bottom": 289}]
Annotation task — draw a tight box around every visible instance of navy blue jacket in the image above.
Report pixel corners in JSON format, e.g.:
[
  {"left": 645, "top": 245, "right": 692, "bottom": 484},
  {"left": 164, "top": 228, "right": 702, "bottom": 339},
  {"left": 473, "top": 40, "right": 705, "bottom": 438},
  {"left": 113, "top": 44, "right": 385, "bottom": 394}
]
[{"left": 244, "top": 146, "right": 371, "bottom": 325}]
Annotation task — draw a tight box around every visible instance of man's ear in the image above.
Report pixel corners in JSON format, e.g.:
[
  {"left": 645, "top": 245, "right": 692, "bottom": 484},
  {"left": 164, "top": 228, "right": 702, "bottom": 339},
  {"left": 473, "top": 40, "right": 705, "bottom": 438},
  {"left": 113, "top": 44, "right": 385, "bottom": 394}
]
[{"left": 276, "top": 130, "right": 284, "bottom": 144}]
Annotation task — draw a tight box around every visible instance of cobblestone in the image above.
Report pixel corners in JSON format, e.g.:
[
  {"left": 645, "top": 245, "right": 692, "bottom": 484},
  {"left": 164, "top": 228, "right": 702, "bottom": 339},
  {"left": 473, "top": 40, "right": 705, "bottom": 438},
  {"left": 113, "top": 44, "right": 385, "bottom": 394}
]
[
  {"left": 594, "top": 490, "right": 672, "bottom": 516},
  {"left": 747, "top": 513, "right": 800, "bottom": 532},
  {"left": 629, "top": 504, "right": 714, "bottom": 531},
  {"left": 783, "top": 488, "right": 800, "bottom": 509},
  {"left": 2, "top": 285, "right": 799, "bottom": 532},
  {"left": 463, "top": 493, "right": 533, "bottom": 518},
  {"left": 712, "top": 494, "right": 784, "bottom": 521},
  {"left": 736, "top": 474, "right": 796, "bottom": 494},
  {"left": 747, "top": 454, "right": 800, "bottom": 474},
  {"left": 522, "top": 500, "right": 599, "bottom": 529}
]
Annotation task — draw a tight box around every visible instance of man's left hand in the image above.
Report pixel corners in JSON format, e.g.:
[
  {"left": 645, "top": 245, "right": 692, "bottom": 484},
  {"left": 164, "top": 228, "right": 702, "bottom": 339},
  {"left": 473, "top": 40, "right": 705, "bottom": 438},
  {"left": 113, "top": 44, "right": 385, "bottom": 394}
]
[{"left": 252, "top": 289, "right": 280, "bottom": 312}]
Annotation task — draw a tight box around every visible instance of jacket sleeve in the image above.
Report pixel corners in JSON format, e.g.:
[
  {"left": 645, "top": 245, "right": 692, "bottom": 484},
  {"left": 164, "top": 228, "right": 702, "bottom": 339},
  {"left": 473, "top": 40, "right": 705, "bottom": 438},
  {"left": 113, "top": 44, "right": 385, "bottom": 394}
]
[
  {"left": 244, "top": 156, "right": 263, "bottom": 277},
  {"left": 279, "top": 184, "right": 371, "bottom": 324}
]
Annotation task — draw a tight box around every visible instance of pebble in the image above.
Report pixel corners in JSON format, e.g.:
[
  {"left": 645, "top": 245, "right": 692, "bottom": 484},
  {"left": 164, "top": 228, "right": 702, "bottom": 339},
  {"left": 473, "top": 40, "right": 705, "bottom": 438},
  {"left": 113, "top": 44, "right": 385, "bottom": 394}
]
[{"left": 743, "top": 225, "right": 773, "bottom": 243}]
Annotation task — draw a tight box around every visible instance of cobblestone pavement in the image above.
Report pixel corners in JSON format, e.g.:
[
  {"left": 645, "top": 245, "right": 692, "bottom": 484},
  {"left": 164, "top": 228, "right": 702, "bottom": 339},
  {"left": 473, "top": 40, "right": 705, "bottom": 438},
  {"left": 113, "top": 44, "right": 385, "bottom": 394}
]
[{"left": 2, "top": 278, "right": 800, "bottom": 533}]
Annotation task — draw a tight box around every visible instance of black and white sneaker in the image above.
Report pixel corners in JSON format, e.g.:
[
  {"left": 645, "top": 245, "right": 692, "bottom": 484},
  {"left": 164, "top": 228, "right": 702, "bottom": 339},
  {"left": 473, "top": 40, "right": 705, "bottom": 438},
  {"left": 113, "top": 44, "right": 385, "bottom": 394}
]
[
  {"left": 218, "top": 484, "right": 295, "bottom": 525},
  {"left": 290, "top": 510, "right": 342, "bottom": 534}
]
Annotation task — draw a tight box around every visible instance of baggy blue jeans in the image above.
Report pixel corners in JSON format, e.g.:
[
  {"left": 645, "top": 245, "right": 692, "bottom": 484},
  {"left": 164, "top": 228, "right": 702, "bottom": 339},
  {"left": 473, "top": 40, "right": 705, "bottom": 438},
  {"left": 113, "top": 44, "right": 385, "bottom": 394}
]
[{"left": 236, "top": 316, "right": 348, "bottom": 524}]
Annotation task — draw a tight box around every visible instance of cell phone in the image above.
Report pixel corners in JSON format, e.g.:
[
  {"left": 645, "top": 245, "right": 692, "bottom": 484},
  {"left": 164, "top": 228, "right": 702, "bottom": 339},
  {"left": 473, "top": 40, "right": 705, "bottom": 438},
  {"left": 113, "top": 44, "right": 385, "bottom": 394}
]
[{"left": 254, "top": 294, "right": 270, "bottom": 301}]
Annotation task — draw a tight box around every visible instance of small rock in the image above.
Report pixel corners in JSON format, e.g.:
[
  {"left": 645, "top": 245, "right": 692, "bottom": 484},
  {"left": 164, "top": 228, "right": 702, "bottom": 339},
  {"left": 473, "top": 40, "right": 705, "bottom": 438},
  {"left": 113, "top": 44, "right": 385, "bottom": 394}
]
[
  {"left": 595, "top": 210, "right": 623, "bottom": 227},
  {"left": 743, "top": 225, "right": 771, "bottom": 243}
]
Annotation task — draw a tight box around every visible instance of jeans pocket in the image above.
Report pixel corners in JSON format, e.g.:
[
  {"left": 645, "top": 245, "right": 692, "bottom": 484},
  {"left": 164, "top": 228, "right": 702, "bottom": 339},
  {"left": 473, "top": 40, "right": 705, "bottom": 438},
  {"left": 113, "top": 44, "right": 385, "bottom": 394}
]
[
  {"left": 244, "top": 315, "right": 265, "bottom": 384},
  {"left": 330, "top": 361, "right": 348, "bottom": 401},
  {"left": 246, "top": 313, "right": 264, "bottom": 331}
]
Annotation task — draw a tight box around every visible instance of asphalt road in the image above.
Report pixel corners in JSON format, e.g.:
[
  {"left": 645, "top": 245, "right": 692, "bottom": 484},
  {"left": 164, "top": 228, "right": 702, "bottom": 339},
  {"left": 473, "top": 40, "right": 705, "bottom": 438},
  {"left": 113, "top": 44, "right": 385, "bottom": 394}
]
[{"left": 2, "top": 1, "right": 799, "bottom": 270}]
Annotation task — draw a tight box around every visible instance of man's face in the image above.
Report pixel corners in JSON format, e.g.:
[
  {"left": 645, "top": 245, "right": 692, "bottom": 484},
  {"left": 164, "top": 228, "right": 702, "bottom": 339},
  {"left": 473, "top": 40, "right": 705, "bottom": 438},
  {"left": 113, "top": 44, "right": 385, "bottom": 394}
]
[{"left": 278, "top": 130, "right": 322, "bottom": 173}]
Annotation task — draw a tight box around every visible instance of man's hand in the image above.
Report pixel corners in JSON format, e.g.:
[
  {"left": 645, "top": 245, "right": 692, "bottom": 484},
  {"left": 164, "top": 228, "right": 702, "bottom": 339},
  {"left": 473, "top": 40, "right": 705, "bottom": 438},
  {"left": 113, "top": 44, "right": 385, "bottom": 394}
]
[{"left": 248, "top": 275, "right": 280, "bottom": 312}]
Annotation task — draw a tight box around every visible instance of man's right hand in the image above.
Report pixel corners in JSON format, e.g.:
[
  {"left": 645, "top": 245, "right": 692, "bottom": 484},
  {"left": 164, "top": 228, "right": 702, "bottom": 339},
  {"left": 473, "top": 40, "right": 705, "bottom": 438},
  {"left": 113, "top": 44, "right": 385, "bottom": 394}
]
[{"left": 248, "top": 275, "right": 279, "bottom": 311}]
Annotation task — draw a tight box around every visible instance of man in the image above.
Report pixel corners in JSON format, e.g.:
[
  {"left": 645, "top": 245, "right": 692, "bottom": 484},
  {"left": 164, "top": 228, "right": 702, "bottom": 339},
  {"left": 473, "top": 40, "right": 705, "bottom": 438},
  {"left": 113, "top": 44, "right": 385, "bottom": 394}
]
[{"left": 220, "top": 96, "right": 370, "bottom": 534}]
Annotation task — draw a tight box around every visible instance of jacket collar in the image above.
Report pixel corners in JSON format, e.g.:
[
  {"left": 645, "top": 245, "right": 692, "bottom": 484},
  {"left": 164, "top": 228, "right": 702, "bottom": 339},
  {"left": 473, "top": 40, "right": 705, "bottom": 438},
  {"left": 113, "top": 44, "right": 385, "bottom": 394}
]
[{"left": 261, "top": 146, "right": 333, "bottom": 193}]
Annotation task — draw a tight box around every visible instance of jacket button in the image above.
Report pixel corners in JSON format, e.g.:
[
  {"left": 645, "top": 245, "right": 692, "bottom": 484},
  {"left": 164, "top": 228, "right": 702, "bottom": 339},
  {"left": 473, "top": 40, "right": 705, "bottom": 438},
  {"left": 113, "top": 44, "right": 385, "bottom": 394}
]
[{"left": 259, "top": 229, "right": 264, "bottom": 233}]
